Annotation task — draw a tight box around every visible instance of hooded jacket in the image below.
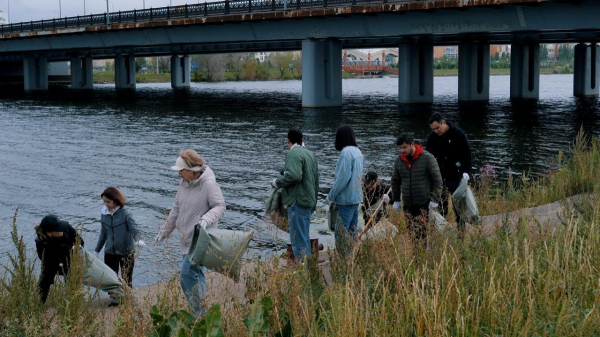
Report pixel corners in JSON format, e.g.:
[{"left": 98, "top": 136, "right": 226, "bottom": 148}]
[
  {"left": 426, "top": 121, "right": 472, "bottom": 181},
  {"left": 94, "top": 207, "right": 140, "bottom": 256},
  {"left": 161, "top": 165, "right": 226, "bottom": 254},
  {"left": 391, "top": 144, "right": 443, "bottom": 208}
]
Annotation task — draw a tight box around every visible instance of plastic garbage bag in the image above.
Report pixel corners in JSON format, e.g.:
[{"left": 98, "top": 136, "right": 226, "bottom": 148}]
[
  {"left": 265, "top": 186, "right": 289, "bottom": 232},
  {"left": 81, "top": 249, "right": 125, "bottom": 304},
  {"left": 327, "top": 202, "right": 339, "bottom": 232},
  {"left": 451, "top": 178, "right": 481, "bottom": 224},
  {"left": 428, "top": 206, "right": 448, "bottom": 231},
  {"left": 188, "top": 225, "right": 253, "bottom": 283}
]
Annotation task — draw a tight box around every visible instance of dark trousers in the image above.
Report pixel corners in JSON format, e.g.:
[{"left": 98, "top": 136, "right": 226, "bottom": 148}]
[
  {"left": 39, "top": 262, "right": 69, "bottom": 303},
  {"left": 104, "top": 253, "right": 135, "bottom": 287},
  {"left": 441, "top": 178, "right": 465, "bottom": 234},
  {"left": 403, "top": 203, "right": 429, "bottom": 245}
]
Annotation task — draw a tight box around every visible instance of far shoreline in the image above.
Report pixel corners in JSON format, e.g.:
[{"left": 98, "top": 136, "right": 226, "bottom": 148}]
[{"left": 92, "top": 68, "right": 573, "bottom": 85}]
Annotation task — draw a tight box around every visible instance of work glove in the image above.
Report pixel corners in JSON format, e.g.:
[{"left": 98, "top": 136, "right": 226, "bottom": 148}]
[
  {"left": 429, "top": 201, "right": 439, "bottom": 210},
  {"left": 270, "top": 178, "right": 278, "bottom": 188},
  {"left": 392, "top": 201, "right": 401, "bottom": 212},
  {"left": 93, "top": 251, "right": 100, "bottom": 259},
  {"left": 382, "top": 194, "right": 390, "bottom": 203},
  {"left": 154, "top": 233, "right": 166, "bottom": 243},
  {"left": 135, "top": 240, "right": 146, "bottom": 247},
  {"left": 199, "top": 219, "right": 208, "bottom": 229},
  {"left": 462, "top": 172, "right": 470, "bottom": 182}
]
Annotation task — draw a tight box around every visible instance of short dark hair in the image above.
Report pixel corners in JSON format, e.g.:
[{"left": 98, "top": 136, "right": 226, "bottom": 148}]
[
  {"left": 396, "top": 132, "right": 414, "bottom": 146},
  {"left": 334, "top": 125, "right": 358, "bottom": 151},
  {"left": 428, "top": 112, "right": 444, "bottom": 125},
  {"left": 287, "top": 128, "right": 303, "bottom": 145}
]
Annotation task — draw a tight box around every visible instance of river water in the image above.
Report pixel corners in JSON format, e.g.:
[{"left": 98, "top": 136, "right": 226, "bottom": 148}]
[{"left": 1, "top": 74, "right": 599, "bottom": 287}]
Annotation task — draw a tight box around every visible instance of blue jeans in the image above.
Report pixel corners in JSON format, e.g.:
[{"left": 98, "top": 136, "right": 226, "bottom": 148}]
[
  {"left": 180, "top": 254, "right": 207, "bottom": 316},
  {"left": 335, "top": 204, "right": 359, "bottom": 256},
  {"left": 288, "top": 203, "right": 312, "bottom": 261}
]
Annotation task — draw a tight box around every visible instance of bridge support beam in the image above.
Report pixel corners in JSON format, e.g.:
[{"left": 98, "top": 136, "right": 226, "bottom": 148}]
[
  {"left": 573, "top": 43, "right": 599, "bottom": 97},
  {"left": 171, "top": 55, "right": 191, "bottom": 88},
  {"left": 302, "top": 39, "right": 342, "bottom": 108},
  {"left": 458, "top": 42, "right": 490, "bottom": 101},
  {"left": 398, "top": 38, "right": 433, "bottom": 103},
  {"left": 23, "top": 56, "right": 48, "bottom": 91},
  {"left": 70, "top": 56, "right": 93, "bottom": 90},
  {"left": 510, "top": 42, "right": 539, "bottom": 99},
  {"left": 115, "top": 55, "right": 136, "bottom": 89}
]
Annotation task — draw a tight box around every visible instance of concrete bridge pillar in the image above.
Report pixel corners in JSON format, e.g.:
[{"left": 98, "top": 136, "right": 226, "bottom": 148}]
[
  {"left": 115, "top": 55, "right": 136, "bottom": 89},
  {"left": 23, "top": 56, "right": 48, "bottom": 91},
  {"left": 302, "top": 39, "right": 342, "bottom": 108},
  {"left": 573, "top": 43, "right": 599, "bottom": 97},
  {"left": 171, "top": 55, "right": 191, "bottom": 88},
  {"left": 510, "top": 42, "right": 540, "bottom": 99},
  {"left": 70, "top": 56, "right": 93, "bottom": 90},
  {"left": 398, "top": 38, "right": 433, "bottom": 103},
  {"left": 458, "top": 42, "right": 490, "bottom": 101}
]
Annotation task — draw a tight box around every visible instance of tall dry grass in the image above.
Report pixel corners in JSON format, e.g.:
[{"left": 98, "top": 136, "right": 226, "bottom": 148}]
[{"left": 2, "top": 131, "right": 600, "bottom": 336}]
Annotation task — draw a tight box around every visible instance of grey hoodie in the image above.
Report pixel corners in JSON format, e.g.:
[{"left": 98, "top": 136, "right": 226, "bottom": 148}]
[{"left": 95, "top": 207, "right": 140, "bottom": 256}]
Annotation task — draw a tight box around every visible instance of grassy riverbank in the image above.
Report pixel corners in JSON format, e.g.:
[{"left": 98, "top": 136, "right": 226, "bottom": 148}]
[{"left": 2, "top": 131, "right": 599, "bottom": 336}]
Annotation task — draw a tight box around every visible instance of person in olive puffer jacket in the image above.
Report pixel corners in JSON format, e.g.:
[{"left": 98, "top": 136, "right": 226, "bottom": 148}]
[
  {"left": 391, "top": 132, "right": 443, "bottom": 245},
  {"left": 94, "top": 186, "right": 143, "bottom": 287}
]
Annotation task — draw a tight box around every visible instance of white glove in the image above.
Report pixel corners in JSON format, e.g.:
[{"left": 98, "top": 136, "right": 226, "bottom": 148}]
[
  {"left": 325, "top": 198, "right": 331, "bottom": 206},
  {"left": 135, "top": 240, "right": 146, "bottom": 247},
  {"left": 154, "top": 233, "right": 166, "bottom": 243},
  {"left": 382, "top": 194, "right": 390, "bottom": 203},
  {"left": 270, "top": 178, "right": 278, "bottom": 188},
  {"left": 462, "top": 173, "right": 470, "bottom": 182},
  {"left": 199, "top": 220, "right": 208, "bottom": 229},
  {"left": 429, "top": 201, "right": 439, "bottom": 209},
  {"left": 93, "top": 251, "right": 100, "bottom": 258},
  {"left": 392, "top": 201, "right": 401, "bottom": 212}
]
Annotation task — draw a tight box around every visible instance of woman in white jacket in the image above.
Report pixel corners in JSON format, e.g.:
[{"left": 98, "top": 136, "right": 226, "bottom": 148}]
[{"left": 155, "top": 149, "right": 226, "bottom": 316}]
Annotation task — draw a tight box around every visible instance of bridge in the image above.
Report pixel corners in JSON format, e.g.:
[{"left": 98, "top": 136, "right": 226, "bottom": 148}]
[{"left": 0, "top": 0, "right": 598, "bottom": 107}]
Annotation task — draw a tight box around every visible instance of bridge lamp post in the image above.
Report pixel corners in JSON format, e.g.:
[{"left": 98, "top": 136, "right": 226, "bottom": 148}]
[{"left": 58, "top": 0, "right": 62, "bottom": 18}]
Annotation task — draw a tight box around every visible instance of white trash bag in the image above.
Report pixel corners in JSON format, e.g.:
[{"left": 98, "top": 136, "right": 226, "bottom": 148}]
[{"left": 451, "top": 178, "right": 481, "bottom": 224}]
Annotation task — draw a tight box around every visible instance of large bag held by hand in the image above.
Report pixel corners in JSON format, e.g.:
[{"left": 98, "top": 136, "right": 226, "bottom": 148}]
[
  {"left": 327, "top": 202, "right": 339, "bottom": 232},
  {"left": 188, "top": 225, "right": 253, "bottom": 283},
  {"left": 451, "top": 178, "right": 481, "bottom": 224},
  {"left": 81, "top": 249, "right": 125, "bottom": 303}
]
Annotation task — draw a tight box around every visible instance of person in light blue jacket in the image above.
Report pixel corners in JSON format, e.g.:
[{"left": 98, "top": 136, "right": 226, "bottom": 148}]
[{"left": 327, "top": 125, "right": 364, "bottom": 256}]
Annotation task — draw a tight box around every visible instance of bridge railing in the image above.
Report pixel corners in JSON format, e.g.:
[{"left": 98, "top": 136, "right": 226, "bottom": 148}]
[{"left": 0, "top": 0, "right": 415, "bottom": 34}]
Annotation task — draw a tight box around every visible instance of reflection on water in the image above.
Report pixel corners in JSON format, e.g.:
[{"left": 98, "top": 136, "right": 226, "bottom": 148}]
[{"left": 0, "top": 75, "right": 598, "bottom": 287}]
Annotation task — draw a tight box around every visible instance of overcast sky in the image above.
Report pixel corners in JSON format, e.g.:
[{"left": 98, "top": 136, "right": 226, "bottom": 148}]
[{"left": 3, "top": 0, "right": 215, "bottom": 24}]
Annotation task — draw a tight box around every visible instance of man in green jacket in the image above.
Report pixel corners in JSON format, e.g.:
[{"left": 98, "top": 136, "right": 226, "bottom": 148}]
[
  {"left": 391, "top": 132, "right": 443, "bottom": 245},
  {"left": 271, "top": 128, "right": 319, "bottom": 262}
]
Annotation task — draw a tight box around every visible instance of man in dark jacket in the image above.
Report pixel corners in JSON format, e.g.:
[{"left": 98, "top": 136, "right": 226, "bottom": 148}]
[
  {"left": 271, "top": 128, "right": 319, "bottom": 262},
  {"left": 391, "top": 133, "right": 443, "bottom": 245},
  {"left": 426, "top": 112, "right": 472, "bottom": 236},
  {"left": 35, "top": 214, "right": 84, "bottom": 303}
]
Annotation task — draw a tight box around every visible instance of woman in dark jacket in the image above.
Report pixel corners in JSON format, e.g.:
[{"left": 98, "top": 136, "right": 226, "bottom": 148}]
[
  {"left": 94, "top": 186, "right": 143, "bottom": 287},
  {"left": 35, "top": 214, "right": 84, "bottom": 303}
]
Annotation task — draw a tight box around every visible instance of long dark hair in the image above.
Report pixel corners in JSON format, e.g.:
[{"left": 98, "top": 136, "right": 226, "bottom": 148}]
[{"left": 334, "top": 125, "right": 358, "bottom": 151}]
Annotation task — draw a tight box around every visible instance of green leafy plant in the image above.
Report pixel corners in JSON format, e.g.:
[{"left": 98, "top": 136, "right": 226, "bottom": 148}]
[{"left": 150, "top": 303, "right": 224, "bottom": 337}]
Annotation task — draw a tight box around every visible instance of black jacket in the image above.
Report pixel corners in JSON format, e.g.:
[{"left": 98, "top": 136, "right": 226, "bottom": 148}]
[
  {"left": 426, "top": 121, "right": 472, "bottom": 181},
  {"left": 35, "top": 225, "right": 83, "bottom": 302}
]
